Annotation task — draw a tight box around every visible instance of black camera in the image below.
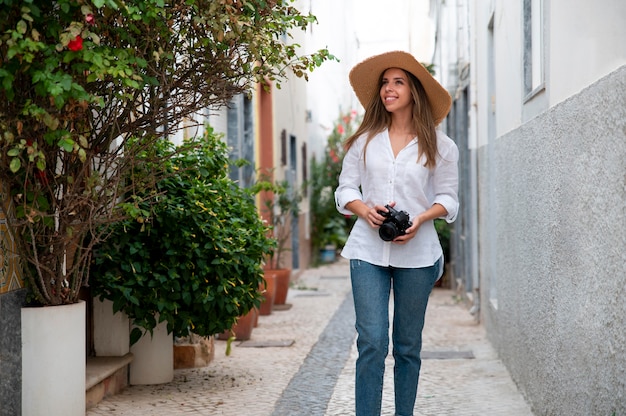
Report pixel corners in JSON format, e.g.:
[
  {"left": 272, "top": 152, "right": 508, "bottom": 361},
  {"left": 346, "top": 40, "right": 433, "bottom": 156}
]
[{"left": 377, "top": 204, "right": 413, "bottom": 241}]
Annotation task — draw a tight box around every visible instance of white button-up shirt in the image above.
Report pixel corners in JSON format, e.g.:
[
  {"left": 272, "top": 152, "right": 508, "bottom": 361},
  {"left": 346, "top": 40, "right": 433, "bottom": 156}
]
[{"left": 334, "top": 128, "right": 459, "bottom": 268}]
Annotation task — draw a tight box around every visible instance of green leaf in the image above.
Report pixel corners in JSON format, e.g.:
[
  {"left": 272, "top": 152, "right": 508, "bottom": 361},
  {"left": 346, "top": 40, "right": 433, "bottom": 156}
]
[
  {"left": 9, "top": 158, "right": 21, "bottom": 172},
  {"left": 57, "top": 137, "right": 74, "bottom": 152},
  {"left": 16, "top": 20, "right": 27, "bottom": 34},
  {"left": 36, "top": 195, "right": 50, "bottom": 211},
  {"left": 182, "top": 291, "right": 191, "bottom": 305},
  {"left": 130, "top": 328, "right": 143, "bottom": 346}
]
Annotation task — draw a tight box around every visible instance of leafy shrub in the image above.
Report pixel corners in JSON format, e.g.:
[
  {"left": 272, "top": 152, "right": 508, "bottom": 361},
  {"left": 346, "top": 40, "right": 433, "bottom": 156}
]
[
  {"left": 0, "top": 0, "right": 333, "bottom": 306},
  {"left": 91, "top": 129, "right": 274, "bottom": 344},
  {"left": 309, "top": 111, "right": 359, "bottom": 261}
]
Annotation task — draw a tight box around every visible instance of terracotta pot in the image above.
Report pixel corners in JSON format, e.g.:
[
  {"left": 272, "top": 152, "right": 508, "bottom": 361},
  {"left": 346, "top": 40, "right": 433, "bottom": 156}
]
[
  {"left": 267, "top": 268, "right": 291, "bottom": 305},
  {"left": 258, "top": 273, "right": 276, "bottom": 315},
  {"left": 174, "top": 335, "right": 214, "bottom": 369},
  {"left": 218, "top": 308, "right": 257, "bottom": 341}
]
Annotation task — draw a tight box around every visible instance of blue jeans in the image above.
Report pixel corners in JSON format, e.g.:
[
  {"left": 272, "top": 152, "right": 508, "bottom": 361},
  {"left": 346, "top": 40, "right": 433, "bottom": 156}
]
[{"left": 350, "top": 258, "right": 440, "bottom": 416}]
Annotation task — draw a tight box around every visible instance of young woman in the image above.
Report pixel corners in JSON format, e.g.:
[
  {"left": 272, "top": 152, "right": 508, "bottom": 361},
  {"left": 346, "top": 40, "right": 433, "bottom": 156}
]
[{"left": 334, "top": 51, "right": 459, "bottom": 416}]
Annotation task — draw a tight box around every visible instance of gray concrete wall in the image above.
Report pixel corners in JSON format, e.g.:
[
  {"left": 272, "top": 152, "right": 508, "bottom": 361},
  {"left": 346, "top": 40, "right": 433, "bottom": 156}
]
[
  {"left": 0, "top": 289, "right": 26, "bottom": 416},
  {"left": 479, "top": 65, "right": 626, "bottom": 415}
]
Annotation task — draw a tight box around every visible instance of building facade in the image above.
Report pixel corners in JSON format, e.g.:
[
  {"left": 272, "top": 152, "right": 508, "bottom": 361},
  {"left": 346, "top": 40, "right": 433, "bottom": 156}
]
[{"left": 433, "top": 0, "right": 626, "bottom": 414}]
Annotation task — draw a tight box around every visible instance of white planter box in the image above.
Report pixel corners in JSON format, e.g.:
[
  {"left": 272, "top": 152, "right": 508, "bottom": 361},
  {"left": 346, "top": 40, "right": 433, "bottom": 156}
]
[
  {"left": 22, "top": 301, "right": 86, "bottom": 416},
  {"left": 93, "top": 298, "right": 130, "bottom": 356},
  {"left": 129, "top": 319, "right": 173, "bottom": 385}
]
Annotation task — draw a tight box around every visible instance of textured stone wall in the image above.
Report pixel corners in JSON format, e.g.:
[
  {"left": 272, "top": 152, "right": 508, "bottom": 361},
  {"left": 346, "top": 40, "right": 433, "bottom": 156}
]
[
  {"left": 0, "top": 187, "right": 27, "bottom": 415},
  {"left": 0, "top": 289, "right": 26, "bottom": 416},
  {"left": 480, "top": 65, "right": 626, "bottom": 415}
]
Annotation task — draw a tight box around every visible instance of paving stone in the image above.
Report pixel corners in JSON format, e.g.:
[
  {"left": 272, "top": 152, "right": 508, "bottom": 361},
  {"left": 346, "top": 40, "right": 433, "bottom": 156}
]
[
  {"left": 420, "top": 350, "right": 475, "bottom": 360},
  {"left": 238, "top": 340, "right": 295, "bottom": 348}
]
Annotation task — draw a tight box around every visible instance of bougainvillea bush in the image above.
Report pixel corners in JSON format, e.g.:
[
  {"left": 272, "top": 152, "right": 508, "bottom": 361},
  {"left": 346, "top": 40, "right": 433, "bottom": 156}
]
[{"left": 0, "top": 0, "right": 333, "bottom": 305}]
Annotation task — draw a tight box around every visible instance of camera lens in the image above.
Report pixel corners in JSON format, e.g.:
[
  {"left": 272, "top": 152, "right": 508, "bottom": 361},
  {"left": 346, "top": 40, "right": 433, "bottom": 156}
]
[{"left": 379, "top": 223, "right": 398, "bottom": 241}]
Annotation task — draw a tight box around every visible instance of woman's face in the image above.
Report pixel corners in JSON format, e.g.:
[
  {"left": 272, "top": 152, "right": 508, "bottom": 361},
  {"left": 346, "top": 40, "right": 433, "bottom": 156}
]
[{"left": 379, "top": 68, "right": 413, "bottom": 114}]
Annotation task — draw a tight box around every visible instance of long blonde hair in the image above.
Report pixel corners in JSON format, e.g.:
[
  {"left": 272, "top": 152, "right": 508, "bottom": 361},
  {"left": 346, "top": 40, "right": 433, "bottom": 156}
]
[{"left": 344, "top": 70, "right": 438, "bottom": 169}]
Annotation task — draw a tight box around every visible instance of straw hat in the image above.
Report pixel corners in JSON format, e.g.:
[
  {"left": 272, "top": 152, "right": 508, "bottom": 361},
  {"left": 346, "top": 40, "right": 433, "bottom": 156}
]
[{"left": 349, "top": 51, "right": 452, "bottom": 125}]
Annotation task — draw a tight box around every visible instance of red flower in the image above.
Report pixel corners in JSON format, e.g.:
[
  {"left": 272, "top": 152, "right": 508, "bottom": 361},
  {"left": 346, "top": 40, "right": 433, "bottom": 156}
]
[
  {"left": 85, "top": 14, "right": 95, "bottom": 26},
  {"left": 329, "top": 149, "right": 339, "bottom": 163},
  {"left": 337, "top": 125, "right": 345, "bottom": 135},
  {"left": 68, "top": 36, "right": 83, "bottom": 51},
  {"left": 35, "top": 170, "right": 48, "bottom": 186}
]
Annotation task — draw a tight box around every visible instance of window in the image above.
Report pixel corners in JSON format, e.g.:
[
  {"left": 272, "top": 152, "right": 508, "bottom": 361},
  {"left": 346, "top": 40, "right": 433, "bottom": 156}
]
[
  {"left": 227, "top": 94, "right": 254, "bottom": 188},
  {"left": 523, "top": 0, "right": 544, "bottom": 99}
]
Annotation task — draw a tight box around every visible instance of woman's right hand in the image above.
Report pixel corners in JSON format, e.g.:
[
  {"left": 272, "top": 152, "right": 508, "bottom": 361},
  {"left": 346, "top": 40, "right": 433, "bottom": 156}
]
[
  {"left": 346, "top": 200, "right": 394, "bottom": 229},
  {"left": 366, "top": 205, "right": 385, "bottom": 228}
]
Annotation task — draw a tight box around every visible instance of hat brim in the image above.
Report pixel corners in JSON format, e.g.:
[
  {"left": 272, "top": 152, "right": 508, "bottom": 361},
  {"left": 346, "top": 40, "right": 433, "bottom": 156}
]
[{"left": 349, "top": 51, "right": 452, "bottom": 125}]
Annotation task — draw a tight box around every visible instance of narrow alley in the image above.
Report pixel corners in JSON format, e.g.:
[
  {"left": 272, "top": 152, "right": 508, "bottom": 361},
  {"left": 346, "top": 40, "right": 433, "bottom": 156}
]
[{"left": 87, "top": 258, "right": 533, "bottom": 416}]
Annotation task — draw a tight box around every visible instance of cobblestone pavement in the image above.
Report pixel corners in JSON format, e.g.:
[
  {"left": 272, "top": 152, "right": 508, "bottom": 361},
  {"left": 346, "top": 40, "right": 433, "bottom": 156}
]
[{"left": 87, "top": 258, "right": 534, "bottom": 416}]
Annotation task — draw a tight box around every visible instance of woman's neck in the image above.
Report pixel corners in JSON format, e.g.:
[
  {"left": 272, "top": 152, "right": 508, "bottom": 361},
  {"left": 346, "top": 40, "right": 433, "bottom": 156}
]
[{"left": 388, "top": 111, "right": 414, "bottom": 135}]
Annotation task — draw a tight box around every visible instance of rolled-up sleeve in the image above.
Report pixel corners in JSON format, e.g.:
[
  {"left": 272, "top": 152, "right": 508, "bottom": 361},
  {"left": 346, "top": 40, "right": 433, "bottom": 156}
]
[
  {"left": 334, "top": 141, "right": 364, "bottom": 215},
  {"left": 432, "top": 136, "right": 459, "bottom": 223}
]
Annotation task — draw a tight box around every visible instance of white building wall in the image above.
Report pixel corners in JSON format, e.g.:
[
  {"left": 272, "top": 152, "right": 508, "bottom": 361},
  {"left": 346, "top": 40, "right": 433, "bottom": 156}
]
[
  {"left": 492, "top": 1, "right": 524, "bottom": 136},
  {"left": 548, "top": 0, "right": 626, "bottom": 105},
  {"left": 470, "top": 2, "right": 493, "bottom": 149},
  {"left": 304, "top": 0, "right": 358, "bottom": 160},
  {"left": 445, "top": 0, "right": 626, "bottom": 414}
]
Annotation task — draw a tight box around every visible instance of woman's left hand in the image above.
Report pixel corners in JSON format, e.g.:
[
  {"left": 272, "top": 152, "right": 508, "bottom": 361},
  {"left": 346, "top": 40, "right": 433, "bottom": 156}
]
[
  {"left": 393, "top": 203, "right": 448, "bottom": 244},
  {"left": 392, "top": 216, "right": 421, "bottom": 244}
]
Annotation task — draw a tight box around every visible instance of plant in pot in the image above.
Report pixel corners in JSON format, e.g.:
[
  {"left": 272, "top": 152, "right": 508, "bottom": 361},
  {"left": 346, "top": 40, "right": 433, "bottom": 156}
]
[
  {"left": 91, "top": 131, "right": 275, "bottom": 347},
  {"left": 434, "top": 218, "right": 452, "bottom": 287},
  {"left": 0, "top": 0, "right": 334, "bottom": 306},
  {"left": 309, "top": 111, "right": 359, "bottom": 264},
  {"left": 0, "top": 4, "right": 176, "bottom": 414},
  {"left": 252, "top": 172, "right": 302, "bottom": 309},
  {"left": 0, "top": 0, "right": 334, "bottom": 404},
  {"left": 318, "top": 215, "right": 350, "bottom": 263}
]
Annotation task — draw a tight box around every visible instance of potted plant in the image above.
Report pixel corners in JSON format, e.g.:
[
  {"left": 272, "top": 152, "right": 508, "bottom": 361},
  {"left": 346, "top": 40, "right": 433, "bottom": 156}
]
[
  {"left": 253, "top": 172, "right": 302, "bottom": 308},
  {"left": 434, "top": 218, "right": 452, "bottom": 287},
  {"left": 0, "top": 0, "right": 334, "bottom": 408},
  {"left": 309, "top": 111, "right": 359, "bottom": 264},
  {"left": 0, "top": 4, "right": 161, "bottom": 414},
  {"left": 91, "top": 131, "right": 274, "bottom": 347},
  {"left": 318, "top": 215, "right": 350, "bottom": 263},
  {"left": 0, "top": 2, "right": 334, "bottom": 305}
]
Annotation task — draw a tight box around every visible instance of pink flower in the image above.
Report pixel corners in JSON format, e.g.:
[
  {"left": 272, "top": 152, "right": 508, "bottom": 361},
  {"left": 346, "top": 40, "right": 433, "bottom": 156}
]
[
  {"left": 85, "top": 14, "right": 95, "bottom": 26},
  {"left": 337, "top": 125, "right": 345, "bottom": 135},
  {"left": 68, "top": 36, "right": 83, "bottom": 51}
]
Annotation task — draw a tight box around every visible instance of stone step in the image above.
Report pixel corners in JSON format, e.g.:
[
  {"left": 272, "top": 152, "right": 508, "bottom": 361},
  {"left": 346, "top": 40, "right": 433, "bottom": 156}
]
[{"left": 85, "top": 353, "right": 134, "bottom": 409}]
